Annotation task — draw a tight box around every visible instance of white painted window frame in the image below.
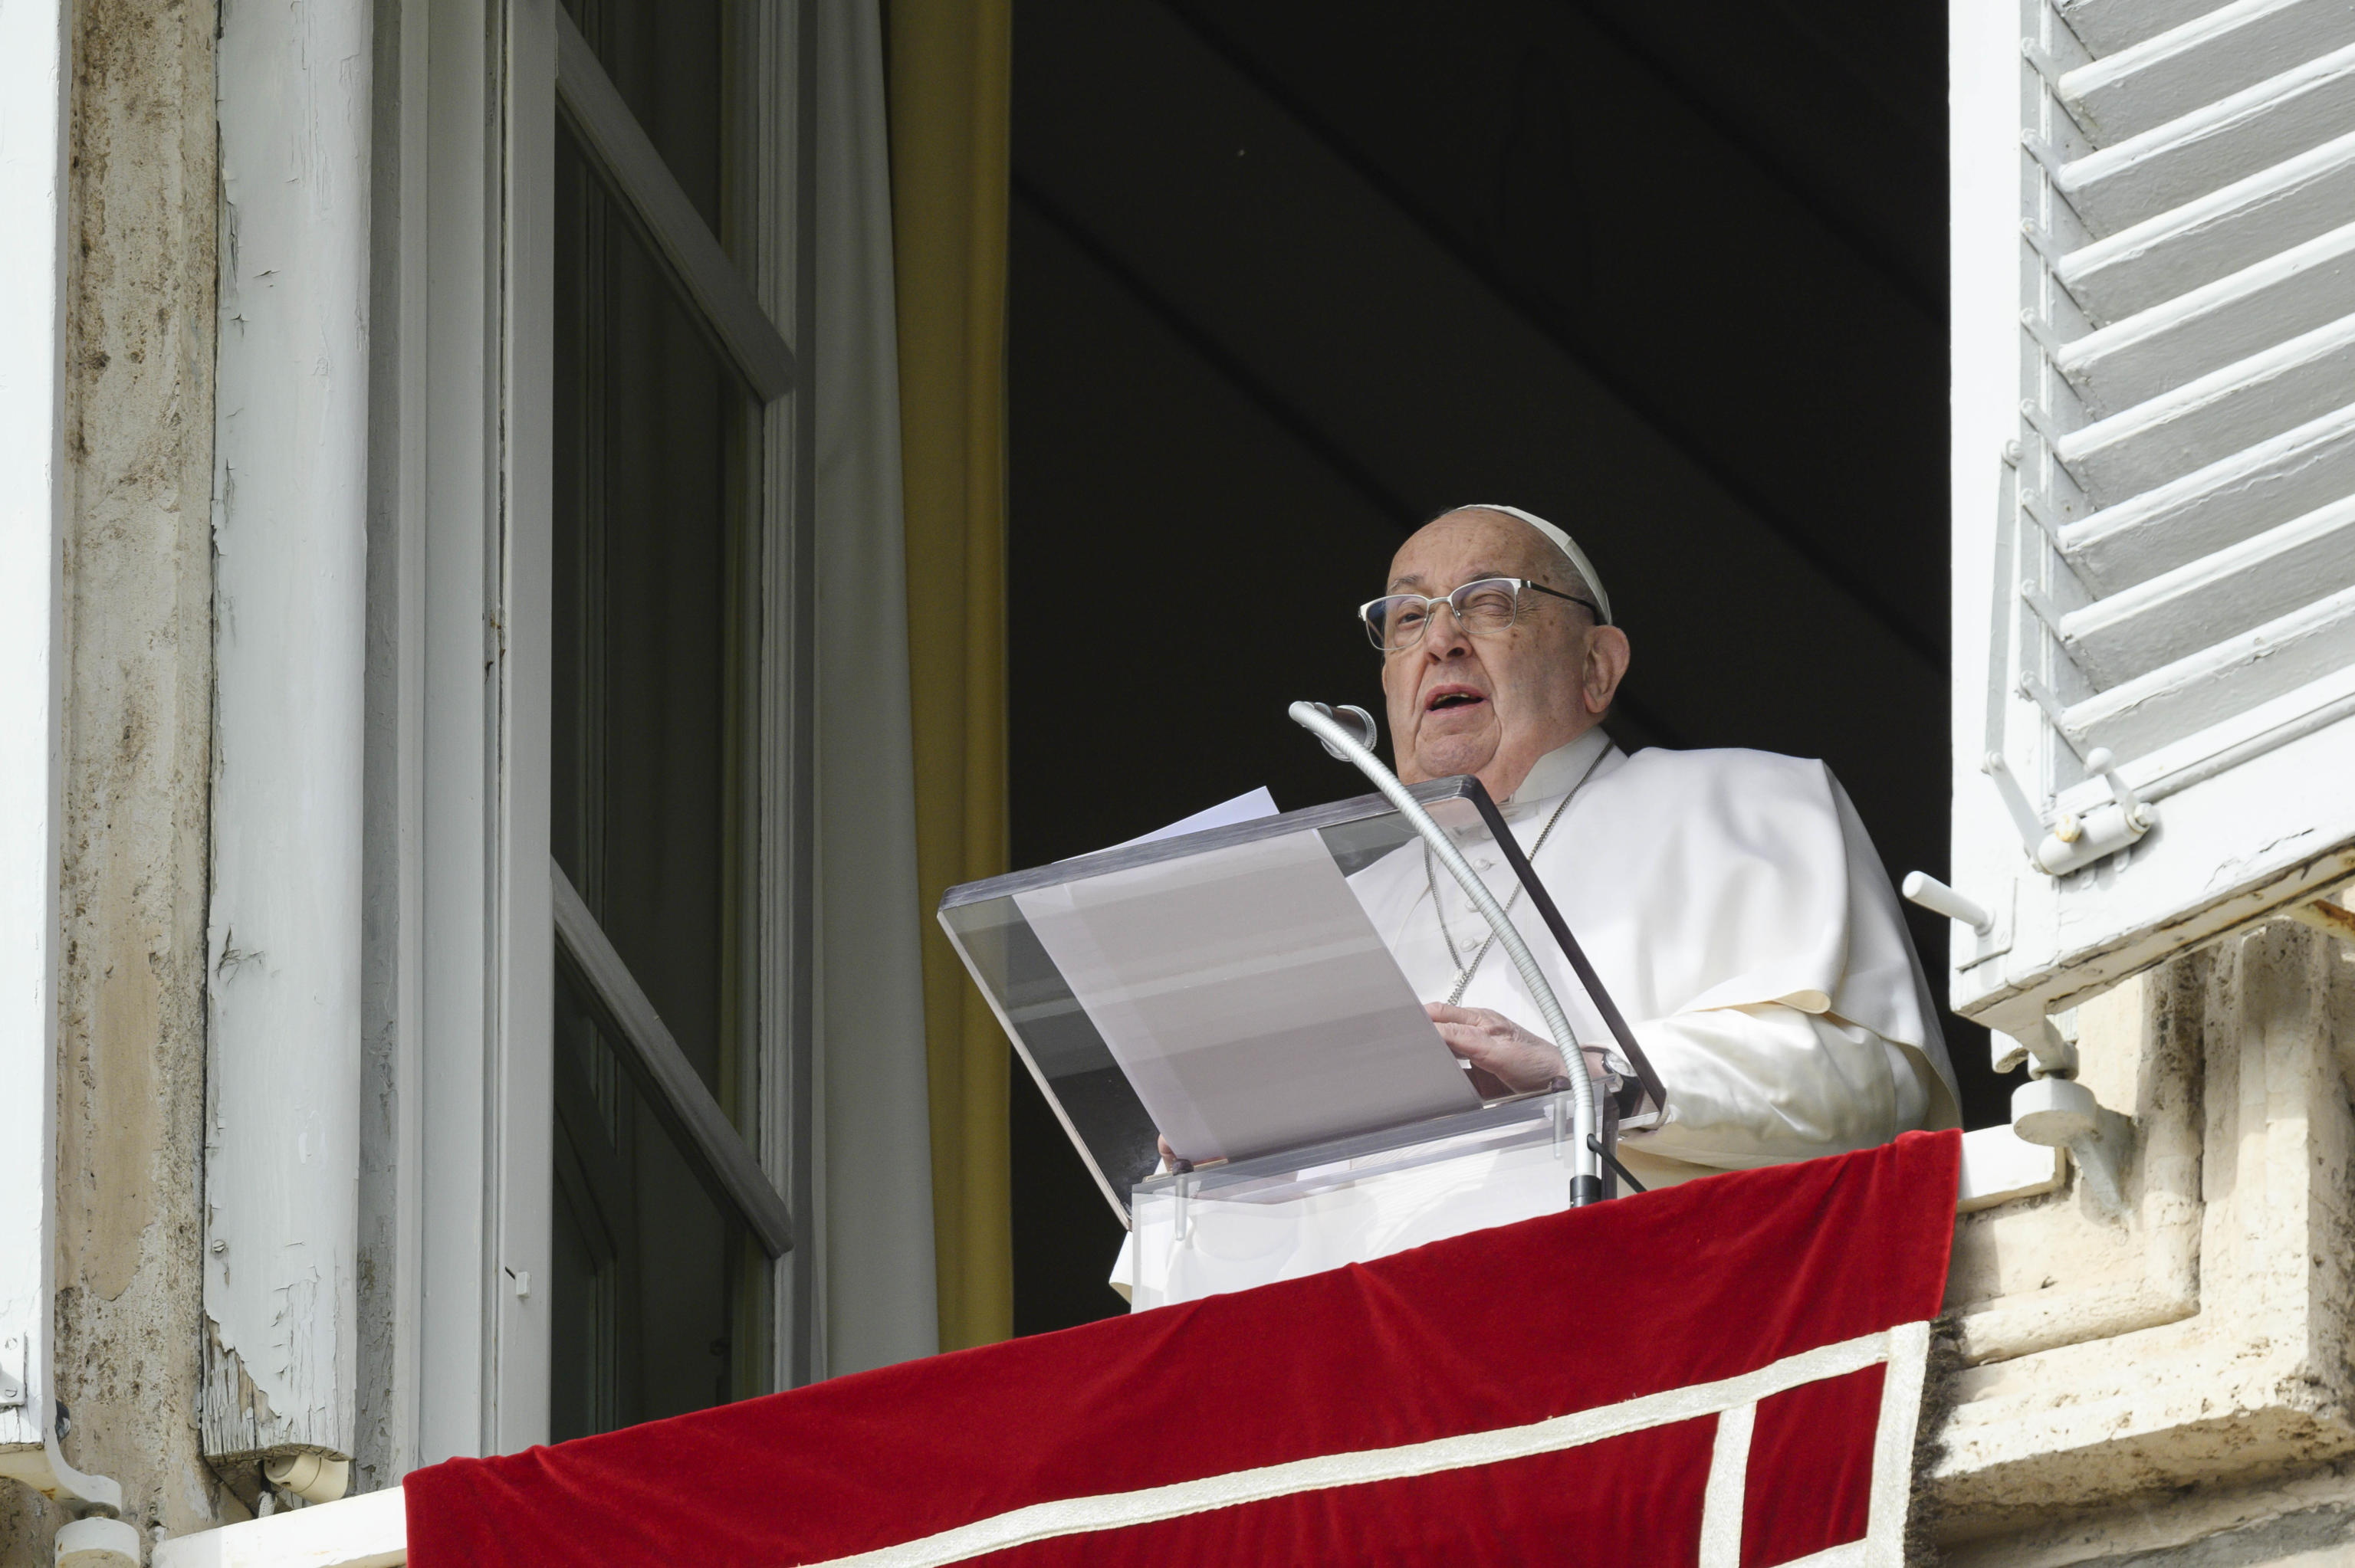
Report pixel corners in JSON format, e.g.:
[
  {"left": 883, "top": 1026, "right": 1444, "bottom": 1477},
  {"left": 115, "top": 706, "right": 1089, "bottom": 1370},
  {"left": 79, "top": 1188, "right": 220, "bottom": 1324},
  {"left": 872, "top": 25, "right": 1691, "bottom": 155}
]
[
  {"left": 203, "top": 0, "right": 377, "bottom": 1475},
  {"left": 379, "top": 0, "right": 815, "bottom": 1466}
]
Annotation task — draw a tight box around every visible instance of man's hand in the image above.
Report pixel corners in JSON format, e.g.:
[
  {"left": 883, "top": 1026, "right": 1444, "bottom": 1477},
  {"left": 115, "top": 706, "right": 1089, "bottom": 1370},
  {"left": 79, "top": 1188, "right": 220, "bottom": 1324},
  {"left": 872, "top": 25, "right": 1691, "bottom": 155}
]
[{"left": 1426, "top": 1002, "right": 1602, "bottom": 1097}]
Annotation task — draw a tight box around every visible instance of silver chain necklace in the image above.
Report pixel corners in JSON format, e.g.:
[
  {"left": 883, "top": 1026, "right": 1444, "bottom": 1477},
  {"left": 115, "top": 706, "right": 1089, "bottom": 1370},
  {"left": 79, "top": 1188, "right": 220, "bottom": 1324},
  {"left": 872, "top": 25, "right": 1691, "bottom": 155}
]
[{"left": 1427, "top": 746, "right": 1608, "bottom": 1005}]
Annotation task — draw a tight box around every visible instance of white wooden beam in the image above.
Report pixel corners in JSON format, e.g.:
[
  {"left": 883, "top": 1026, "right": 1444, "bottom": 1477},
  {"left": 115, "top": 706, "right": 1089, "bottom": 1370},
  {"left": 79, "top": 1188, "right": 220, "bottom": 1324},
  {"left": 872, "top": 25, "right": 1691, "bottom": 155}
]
[
  {"left": 550, "top": 864, "right": 796, "bottom": 1257},
  {"left": 151, "top": 1487, "right": 406, "bottom": 1568},
  {"left": 204, "top": 0, "right": 375, "bottom": 1465},
  {"left": 414, "top": 0, "right": 501, "bottom": 1465}
]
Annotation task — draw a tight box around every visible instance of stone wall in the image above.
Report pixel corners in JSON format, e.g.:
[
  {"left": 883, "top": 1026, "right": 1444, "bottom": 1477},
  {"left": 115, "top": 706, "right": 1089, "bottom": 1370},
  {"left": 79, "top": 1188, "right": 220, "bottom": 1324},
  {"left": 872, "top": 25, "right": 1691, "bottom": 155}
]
[
  {"left": 1930, "top": 919, "right": 2355, "bottom": 1565},
  {"left": 0, "top": 0, "right": 225, "bottom": 1560}
]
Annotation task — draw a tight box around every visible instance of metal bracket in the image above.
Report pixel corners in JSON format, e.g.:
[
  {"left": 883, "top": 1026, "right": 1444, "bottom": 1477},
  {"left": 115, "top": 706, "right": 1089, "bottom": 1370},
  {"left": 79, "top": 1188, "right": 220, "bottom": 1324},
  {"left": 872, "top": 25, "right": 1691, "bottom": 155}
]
[
  {"left": 1902, "top": 871, "right": 2015, "bottom": 964},
  {"left": 2288, "top": 897, "right": 2355, "bottom": 943},
  {"left": 1990, "top": 1014, "right": 2077, "bottom": 1078},
  {"left": 2013, "top": 1075, "right": 2133, "bottom": 1215},
  {"left": 1986, "top": 746, "right": 2155, "bottom": 877},
  {"left": 0, "top": 1335, "right": 23, "bottom": 1410}
]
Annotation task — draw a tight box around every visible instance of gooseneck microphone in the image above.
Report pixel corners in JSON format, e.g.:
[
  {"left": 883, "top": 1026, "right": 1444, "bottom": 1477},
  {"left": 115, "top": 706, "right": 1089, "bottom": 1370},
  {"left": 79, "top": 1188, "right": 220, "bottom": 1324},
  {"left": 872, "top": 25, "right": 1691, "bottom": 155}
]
[{"left": 1289, "top": 700, "right": 1605, "bottom": 1205}]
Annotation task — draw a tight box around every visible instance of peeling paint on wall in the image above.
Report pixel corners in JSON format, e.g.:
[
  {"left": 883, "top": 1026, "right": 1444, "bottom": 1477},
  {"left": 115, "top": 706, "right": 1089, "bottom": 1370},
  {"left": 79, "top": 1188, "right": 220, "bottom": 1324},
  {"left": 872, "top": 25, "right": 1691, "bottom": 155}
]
[{"left": 199, "top": 0, "right": 375, "bottom": 1482}]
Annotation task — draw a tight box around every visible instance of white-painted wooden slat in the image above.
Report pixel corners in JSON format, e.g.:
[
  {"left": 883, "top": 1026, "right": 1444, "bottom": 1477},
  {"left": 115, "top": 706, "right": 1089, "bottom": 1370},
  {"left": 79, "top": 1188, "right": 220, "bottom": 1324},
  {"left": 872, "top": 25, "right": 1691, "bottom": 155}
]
[
  {"left": 2058, "top": 399, "right": 2355, "bottom": 590},
  {"left": 2061, "top": 0, "right": 2355, "bottom": 146},
  {"left": 550, "top": 861, "right": 797, "bottom": 1258},
  {"left": 498, "top": 0, "right": 560, "bottom": 1452},
  {"left": 2055, "top": 41, "right": 2355, "bottom": 231},
  {"left": 552, "top": 5, "right": 796, "bottom": 402},
  {"left": 2059, "top": 581, "right": 2355, "bottom": 759},
  {"left": 415, "top": 0, "right": 504, "bottom": 1464},
  {"left": 2052, "top": 492, "right": 2355, "bottom": 684},
  {"left": 2061, "top": 0, "right": 2229, "bottom": 57},
  {"left": 2060, "top": 126, "right": 2355, "bottom": 322},
  {"left": 2055, "top": 221, "right": 2355, "bottom": 412},
  {"left": 204, "top": 0, "right": 373, "bottom": 1468},
  {"left": 2054, "top": 317, "right": 2355, "bottom": 500},
  {"left": 150, "top": 1486, "right": 406, "bottom": 1568}
]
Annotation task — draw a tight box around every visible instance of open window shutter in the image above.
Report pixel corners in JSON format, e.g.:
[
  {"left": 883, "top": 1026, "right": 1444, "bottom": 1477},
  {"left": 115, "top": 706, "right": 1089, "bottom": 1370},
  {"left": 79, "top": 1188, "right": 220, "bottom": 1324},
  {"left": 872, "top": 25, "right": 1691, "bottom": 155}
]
[{"left": 1946, "top": 0, "right": 2355, "bottom": 1040}]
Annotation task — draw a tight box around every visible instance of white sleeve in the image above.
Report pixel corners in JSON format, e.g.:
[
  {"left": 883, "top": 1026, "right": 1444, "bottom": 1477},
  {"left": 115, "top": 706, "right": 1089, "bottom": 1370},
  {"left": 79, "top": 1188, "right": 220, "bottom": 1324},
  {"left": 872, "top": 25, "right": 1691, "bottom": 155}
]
[
  {"left": 1108, "top": 1231, "right": 1136, "bottom": 1304},
  {"left": 1624, "top": 1002, "right": 1940, "bottom": 1172}
]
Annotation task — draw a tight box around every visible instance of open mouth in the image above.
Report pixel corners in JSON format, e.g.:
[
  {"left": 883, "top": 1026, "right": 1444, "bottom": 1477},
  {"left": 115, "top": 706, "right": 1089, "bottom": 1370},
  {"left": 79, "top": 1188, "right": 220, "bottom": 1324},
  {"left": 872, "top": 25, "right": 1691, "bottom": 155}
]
[{"left": 1425, "top": 685, "right": 1487, "bottom": 713}]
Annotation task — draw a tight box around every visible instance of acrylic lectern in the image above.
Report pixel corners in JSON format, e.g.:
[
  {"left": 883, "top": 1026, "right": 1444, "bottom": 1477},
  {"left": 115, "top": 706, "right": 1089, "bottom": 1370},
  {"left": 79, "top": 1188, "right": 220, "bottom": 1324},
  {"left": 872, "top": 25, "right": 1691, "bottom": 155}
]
[{"left": 938, "top": 776, "right": 1664, "bottom": 1310}]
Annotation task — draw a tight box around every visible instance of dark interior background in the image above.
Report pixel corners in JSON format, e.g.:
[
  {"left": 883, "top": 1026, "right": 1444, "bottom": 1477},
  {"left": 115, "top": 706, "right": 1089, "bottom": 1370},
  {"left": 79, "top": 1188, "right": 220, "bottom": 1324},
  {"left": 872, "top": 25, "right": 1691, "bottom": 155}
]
[{"left": 1003, "top": 0, "right": 1997, "bottom": 1336}]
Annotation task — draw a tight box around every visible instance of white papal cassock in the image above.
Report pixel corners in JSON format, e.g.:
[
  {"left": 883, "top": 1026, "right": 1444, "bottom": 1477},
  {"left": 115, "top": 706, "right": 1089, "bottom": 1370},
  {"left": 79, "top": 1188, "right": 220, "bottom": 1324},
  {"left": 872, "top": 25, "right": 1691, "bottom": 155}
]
[{"left": 1348, "top": 726, "right": 1960, "bottom": 1191}]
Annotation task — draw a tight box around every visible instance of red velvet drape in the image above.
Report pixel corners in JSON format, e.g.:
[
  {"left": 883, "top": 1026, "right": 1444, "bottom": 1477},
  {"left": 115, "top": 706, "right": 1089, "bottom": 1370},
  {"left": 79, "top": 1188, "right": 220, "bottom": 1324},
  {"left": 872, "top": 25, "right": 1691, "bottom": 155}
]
[{"left": 407, "top": 1130, "right": 1958, "bottom": 1566}]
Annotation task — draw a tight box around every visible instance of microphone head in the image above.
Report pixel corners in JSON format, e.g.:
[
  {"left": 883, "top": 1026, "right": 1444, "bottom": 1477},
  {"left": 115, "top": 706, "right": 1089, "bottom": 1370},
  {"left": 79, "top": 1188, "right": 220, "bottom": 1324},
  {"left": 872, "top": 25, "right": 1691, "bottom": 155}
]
[
  {"left": 1332, "top": 705, "right": 1378, "bottom": 750},
  {"left": 1293, "top": 701, "right": 1379, "bottom": 760}
]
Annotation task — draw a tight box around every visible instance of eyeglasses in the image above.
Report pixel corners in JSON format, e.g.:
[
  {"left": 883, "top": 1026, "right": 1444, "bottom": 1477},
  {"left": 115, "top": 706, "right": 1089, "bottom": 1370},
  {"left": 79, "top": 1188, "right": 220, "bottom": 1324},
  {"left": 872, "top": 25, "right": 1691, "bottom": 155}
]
[{"left": 1358, "top": 576, "right": 1601, "bottom": 653}]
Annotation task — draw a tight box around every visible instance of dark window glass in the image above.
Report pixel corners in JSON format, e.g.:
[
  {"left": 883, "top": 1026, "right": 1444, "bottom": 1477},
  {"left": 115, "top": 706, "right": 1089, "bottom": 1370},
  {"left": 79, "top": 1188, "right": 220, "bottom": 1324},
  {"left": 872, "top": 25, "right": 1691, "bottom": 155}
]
[
  {"left": 549, "top": 83, "right": 763, "bottom": 1438},
  {"left": 559, "top": 0, "right": 728, "bottom": 238}
]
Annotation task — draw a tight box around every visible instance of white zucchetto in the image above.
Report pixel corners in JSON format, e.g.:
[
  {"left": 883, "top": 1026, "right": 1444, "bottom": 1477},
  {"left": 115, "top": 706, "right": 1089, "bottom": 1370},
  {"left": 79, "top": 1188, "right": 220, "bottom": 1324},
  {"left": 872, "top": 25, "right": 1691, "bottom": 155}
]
[{"left": 1452, "top": 504, "right": 1613, "bottom": 625}]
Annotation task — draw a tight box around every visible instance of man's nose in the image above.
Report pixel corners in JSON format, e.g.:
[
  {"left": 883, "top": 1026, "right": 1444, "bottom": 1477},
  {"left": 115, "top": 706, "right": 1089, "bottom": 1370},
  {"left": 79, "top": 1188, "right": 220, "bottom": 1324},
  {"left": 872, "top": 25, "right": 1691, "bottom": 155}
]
[{"left": 1421, "top": 602, "right": 1475, "bottom": 657}]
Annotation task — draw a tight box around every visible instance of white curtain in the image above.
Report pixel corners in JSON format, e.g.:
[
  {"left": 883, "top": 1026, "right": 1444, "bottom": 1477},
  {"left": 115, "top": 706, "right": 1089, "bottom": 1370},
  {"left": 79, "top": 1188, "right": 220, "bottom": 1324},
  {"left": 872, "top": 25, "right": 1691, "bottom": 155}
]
[{"left": 810, "top": 0, "right": 941, "bottom": 1375}]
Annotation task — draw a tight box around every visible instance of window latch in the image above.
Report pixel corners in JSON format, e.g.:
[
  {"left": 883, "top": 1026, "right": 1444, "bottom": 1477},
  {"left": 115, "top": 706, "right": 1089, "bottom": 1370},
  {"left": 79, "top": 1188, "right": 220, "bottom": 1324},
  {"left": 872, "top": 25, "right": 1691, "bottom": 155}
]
[{"left": 1986, "top": 748, "right": 2155, "bottom": 876}]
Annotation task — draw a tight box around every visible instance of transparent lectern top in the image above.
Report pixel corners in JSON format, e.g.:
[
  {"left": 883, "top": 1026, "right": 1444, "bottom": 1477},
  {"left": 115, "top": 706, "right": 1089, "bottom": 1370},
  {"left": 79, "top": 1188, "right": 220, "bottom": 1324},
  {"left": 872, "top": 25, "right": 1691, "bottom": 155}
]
[{"left": 938, "top": 776, "right": 1654, "bottom": 1228}]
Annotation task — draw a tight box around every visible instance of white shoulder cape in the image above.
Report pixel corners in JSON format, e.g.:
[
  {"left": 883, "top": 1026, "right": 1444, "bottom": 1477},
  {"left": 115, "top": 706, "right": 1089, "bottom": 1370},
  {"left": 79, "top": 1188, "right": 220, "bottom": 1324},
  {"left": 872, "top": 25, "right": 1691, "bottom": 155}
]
[{"left": 1348, "top": 737, "right": 1961, "bottom": 1124}]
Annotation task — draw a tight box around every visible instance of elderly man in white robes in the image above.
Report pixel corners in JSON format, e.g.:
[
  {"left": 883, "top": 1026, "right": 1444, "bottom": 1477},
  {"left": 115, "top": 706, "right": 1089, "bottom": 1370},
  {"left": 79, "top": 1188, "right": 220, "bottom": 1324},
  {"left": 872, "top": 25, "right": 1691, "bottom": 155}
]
[{"left": 1352, "top": 504, "right": 1959, "bottom": 1192}]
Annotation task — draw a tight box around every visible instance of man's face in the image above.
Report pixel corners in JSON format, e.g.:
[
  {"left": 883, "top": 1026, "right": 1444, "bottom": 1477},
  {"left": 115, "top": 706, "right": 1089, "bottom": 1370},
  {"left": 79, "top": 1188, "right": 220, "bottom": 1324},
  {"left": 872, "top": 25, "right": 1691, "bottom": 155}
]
[{"left": 1377, "top": 510, "right": 1625, "bottom": 799}]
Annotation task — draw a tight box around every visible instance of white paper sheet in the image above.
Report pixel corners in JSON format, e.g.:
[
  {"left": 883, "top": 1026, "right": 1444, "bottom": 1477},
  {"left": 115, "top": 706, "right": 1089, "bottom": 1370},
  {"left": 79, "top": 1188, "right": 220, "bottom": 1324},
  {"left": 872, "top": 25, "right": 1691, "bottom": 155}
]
[
  {"left": 1013, "top": 828, "right": 1480, "bottom": 1163},
  {"left": 1112, "top": 786, "right": 1279, "bottom": 850}
]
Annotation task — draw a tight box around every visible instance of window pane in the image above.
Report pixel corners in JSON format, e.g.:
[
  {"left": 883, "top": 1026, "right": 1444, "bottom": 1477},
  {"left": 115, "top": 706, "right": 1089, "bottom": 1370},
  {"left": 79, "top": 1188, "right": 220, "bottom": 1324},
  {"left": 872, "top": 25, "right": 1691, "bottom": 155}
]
[
  {"left": 551, "top": 105, "right": 762, "bottom": 1434},
  {"left": 552, "top": 118, "right": 751, "bottom": 1107},
  {"left": 559, "top": 0, "right": 727, "bottom": 237},
  {"left": 550, "top": 969, "right": 747, "bottom": 1440}
]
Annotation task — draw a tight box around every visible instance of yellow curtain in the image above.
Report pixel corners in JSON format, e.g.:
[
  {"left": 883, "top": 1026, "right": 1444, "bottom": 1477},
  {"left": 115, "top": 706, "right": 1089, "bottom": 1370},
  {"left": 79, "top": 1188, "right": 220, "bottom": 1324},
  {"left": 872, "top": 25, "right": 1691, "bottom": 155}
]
[{"left": 888, "top": 0, "right": 1014, "bottom": 1352}]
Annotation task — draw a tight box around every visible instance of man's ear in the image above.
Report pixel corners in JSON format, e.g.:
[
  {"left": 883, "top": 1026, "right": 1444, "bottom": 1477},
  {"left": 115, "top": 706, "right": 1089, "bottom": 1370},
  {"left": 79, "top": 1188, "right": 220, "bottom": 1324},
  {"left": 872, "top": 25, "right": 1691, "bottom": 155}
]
[{"left": 1582, "top": 626, "right": 1631, "bottom": 715}]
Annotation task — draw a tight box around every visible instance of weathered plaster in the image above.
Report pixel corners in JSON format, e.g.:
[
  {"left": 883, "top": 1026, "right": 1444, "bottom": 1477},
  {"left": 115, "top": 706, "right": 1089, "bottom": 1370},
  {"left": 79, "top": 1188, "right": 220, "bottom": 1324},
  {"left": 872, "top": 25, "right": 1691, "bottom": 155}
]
[{"left": 0, "top": 0, "right": 226, "bottom": 1559}]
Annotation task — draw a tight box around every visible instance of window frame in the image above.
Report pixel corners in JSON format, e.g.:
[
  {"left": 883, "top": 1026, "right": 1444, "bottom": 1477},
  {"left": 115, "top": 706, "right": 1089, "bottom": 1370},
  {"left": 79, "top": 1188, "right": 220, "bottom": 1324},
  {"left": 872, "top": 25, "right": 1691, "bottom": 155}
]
[{"left": 386, "top": 0, "right": 815, "bottom": 1465}]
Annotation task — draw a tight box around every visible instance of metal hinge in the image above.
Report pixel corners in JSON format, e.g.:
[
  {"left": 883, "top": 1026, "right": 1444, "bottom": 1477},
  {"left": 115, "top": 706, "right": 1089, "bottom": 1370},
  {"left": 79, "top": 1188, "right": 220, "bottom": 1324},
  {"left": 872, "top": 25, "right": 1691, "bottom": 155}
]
[{"left": 0, "top": 1333, "right": 25, "bottom": 1410}]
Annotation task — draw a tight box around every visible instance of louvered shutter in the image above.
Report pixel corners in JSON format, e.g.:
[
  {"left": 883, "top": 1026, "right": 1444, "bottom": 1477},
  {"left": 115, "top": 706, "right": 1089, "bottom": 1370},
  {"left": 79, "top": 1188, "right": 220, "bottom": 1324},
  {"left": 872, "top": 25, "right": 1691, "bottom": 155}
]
[{"left": 1946, "top": 0, "right": 2355, "bottom": 1039}]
